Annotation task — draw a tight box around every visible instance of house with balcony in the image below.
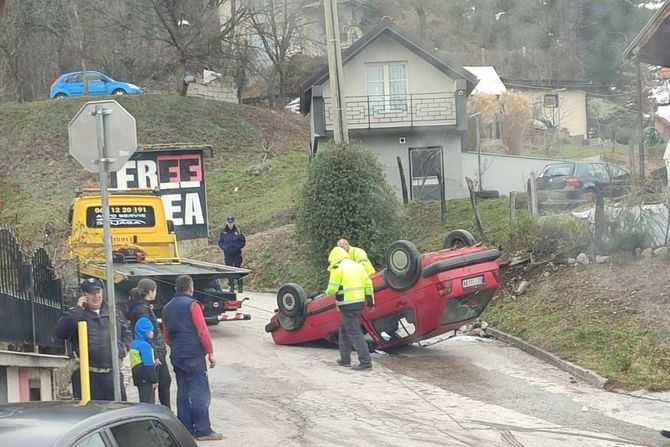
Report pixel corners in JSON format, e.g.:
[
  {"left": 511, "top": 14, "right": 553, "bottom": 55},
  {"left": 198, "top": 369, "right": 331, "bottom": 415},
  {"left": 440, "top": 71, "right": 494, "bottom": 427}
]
[{"left": 301, "top": 20, "right": 478, "bottom": 200}]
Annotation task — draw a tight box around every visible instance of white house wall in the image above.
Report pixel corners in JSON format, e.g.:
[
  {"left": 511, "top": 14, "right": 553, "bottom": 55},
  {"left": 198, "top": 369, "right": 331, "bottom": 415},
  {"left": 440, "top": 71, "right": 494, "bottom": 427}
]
[
  {"left": 462, "top": 151, "right": 570, "bottom": 196},
  {"left": 512, "top": 88, "right": 588, "bottom": 139},
  {"left": 319, "top": 33, "right": 458, "bottom": 98},
  {"left": 351, "top": 129, "right": 467, "bottom": 200}
]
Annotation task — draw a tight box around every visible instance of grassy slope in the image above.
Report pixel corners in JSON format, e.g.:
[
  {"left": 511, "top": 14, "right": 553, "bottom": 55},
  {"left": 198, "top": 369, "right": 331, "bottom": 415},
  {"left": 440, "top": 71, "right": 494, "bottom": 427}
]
[{"left": 0, "top": 95, "right": 309, "bottom": 244}]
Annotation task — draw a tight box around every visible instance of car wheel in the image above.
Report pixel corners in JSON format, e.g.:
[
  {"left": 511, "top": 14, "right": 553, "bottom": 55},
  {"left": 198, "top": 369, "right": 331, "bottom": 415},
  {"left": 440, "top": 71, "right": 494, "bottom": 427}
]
[
  {"left": 443, "top": 229, "right": 477, "bottom": 250},
  {"left": 278, "top": 312, "right": 306, "bottom": 332},
  {"left": 583, "top": 187, "right": 597, "bottom": 201},
  {"left": 383, "top": 240, "right": 422, "bottom": 292},
  {"left": 112, "top": 89, "right": 126, "bottom": 95},
  {"left": 277, "top": 283, "right": 307, "bottom": 318},
  {"left": 54, "top": 93, "right": 67, "bottom": 99}
]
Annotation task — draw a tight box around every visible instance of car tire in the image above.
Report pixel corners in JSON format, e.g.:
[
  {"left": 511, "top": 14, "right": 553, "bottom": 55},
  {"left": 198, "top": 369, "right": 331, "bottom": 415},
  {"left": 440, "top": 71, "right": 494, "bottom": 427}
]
[
  {"left": 277, "top": 283, "right": 307, "bottom": 318},
  {"left": 54, "top": 93, "right": 67, "bottom": 99},
  {"left": 112, "top": 89, "right": 127, "bottom": 95},
  {"left": 583, "top": 187, "right": 597, "bottom": 201},
  {"left": 278, "top": 312, "right": 307, "bottom": 332},
  {"left": 383, "top": 240, "right": 422, "bottom": 292},
  {"left": 443, "top": 229, "right": 477, "bottom": 249}
]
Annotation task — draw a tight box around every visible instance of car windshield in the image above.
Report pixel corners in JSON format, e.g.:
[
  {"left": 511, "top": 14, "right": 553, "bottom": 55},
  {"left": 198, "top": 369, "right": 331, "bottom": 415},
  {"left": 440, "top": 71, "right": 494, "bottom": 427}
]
[{"left": 540, "top": 163, "right": 574, "bottom": 177}]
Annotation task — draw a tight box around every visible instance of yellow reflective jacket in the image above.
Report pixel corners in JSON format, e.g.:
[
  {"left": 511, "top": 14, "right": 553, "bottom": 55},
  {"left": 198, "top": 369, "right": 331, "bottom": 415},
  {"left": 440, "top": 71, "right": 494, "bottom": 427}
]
[
  {"left": 349, "top": 246, "right": 375, "bottom": 276},
  {"left": 326, "top": 258, "right": 374, "bottom": 311}
]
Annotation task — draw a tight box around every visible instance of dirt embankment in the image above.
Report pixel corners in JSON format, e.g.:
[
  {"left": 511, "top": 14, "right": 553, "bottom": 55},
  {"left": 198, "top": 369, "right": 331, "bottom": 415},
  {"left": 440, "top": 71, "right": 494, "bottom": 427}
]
[{"left": 487, "top": 254, "right": 670, "bottom": 390}]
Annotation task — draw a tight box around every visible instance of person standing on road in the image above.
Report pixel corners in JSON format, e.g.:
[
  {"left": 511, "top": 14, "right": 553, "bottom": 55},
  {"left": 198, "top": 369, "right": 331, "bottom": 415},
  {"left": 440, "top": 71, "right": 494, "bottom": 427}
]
[
  {"left": 129, "top": 317, "right": 159, "bottom": 404},
  {"left": 337, "top": 238, "right": 375, "bottom": 276},
  {"left": 128, "top": 278, "right": 172, "bottom": 408},
  {"left": 55, "top": 278, "right": 131, "bottom": 401},
  {"left": 325, "top": 246, "right": 375, "bottom": 371},
  {"left": 218, "top": 216, "right": 246, "bottom": 293},
  {"left": 161, "top": 275, "right": 223, "bottom": 441}
]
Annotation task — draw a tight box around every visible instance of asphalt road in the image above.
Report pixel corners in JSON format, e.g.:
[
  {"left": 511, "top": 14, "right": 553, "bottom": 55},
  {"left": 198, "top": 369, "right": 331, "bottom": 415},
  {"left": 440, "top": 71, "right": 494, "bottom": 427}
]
[{"left": 200, "top": 292, "right": 670, "bottom": 446}]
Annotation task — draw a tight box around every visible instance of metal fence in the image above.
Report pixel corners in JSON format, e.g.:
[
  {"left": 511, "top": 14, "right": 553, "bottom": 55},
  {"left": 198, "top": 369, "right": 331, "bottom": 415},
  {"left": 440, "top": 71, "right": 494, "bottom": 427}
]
[
  {"left": 324, "top": 92, "right": 458, "bottom": 130},
  {"left": 0, "top": 227, "right": 64, "bottom": 351}
]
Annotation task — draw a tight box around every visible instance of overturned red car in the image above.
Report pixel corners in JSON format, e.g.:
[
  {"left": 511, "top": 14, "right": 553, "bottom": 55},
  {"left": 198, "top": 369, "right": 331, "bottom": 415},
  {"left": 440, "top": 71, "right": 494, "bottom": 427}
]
[{"left": 265, "top": 231, "right": 501, "bottom": 350}]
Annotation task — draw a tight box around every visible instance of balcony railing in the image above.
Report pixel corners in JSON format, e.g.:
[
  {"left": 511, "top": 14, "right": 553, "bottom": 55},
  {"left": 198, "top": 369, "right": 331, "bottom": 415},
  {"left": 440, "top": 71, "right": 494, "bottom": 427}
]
[{"left": 324, "top": 92, "right": 458, "bottom": 130}]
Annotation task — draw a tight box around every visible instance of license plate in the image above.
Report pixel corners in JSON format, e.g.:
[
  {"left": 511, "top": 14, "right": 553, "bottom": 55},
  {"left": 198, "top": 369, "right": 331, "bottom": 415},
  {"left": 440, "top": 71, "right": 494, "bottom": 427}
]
[{"left": 462, "top": 276, "right": 484, "bottom": 288}]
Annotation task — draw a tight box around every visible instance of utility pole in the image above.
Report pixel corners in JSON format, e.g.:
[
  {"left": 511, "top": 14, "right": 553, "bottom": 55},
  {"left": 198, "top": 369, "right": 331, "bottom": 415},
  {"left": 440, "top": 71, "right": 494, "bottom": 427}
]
[
  {"left": 323, "top": 0, "right": 349, "bottom": 144},
  {"left": 636, "top": 58, "right": 646, "bottom": 180}
]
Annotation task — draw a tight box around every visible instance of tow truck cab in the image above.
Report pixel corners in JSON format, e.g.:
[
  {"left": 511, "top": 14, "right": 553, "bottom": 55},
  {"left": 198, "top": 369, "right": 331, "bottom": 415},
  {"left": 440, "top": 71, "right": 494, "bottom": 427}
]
[{"left": 67, "top": 190, "right": 251, "bottom": 324}]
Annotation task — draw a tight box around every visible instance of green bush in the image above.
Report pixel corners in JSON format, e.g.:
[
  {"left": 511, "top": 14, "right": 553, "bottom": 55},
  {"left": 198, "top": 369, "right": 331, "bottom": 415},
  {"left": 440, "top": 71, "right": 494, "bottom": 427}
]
[
  {"left": 295, "top": 144, "right": 403, "bottom": 269},
  {"left": 606, "top": 208, "right": 649, "bottom": 253},
  {"left": 512, "top": 213, "right": 590, "bottom": 257}
]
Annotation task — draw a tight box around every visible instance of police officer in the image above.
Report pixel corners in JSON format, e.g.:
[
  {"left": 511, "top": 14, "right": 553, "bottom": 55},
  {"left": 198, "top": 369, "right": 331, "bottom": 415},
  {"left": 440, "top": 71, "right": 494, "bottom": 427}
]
[
  {"left": 325, "top": 246, "right": 375, "bottom": 370},
  {"left": 218, "top": 216, "right": 246, "bottom": 292},
  {"left": 337, "top": 238, "right": 375, "bottom": 276},
  {"left": 56, "top": 278, "right": 131, "bottom": 400}
]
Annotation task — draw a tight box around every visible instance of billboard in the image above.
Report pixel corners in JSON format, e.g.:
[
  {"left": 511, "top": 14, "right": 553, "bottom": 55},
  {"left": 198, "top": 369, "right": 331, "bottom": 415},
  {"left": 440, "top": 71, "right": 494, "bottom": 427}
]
[{"left": 110, "top": 148, "right": 208, "bottom": 240}]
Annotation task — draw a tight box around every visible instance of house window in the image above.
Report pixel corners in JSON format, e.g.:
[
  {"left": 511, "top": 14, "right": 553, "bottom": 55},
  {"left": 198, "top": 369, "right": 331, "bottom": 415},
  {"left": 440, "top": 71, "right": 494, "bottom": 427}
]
[
  {"left": 366, "top": 63, "right": 408, "bottom": 112},
  {"left": 409, "top": 147, "right": 443, "bottom": 201}
]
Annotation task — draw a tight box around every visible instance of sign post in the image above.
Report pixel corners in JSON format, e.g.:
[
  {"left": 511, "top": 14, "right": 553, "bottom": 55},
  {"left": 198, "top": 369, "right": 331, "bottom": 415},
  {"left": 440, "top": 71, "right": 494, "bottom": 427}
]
[{"left": 69, "top": 100, "right": 137, "bottom": 401}]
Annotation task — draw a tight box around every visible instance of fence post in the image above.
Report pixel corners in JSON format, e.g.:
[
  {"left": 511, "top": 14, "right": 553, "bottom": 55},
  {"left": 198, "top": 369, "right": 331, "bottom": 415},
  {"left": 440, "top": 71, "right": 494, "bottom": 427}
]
[
  {"left": 397, "top": 156, "right": 409, "bottom": 205},
  {"left": 466, "top": 177, "right": 487, "bottom": 241},
  {"left": 438, "top": 172, "right": 447, "bottom": 223},
  {"left": 509, "top": 191, "right": 517, "bottom": 245},
  {"left": 529, "top": 172, "right": 539, "bottom": 215}
]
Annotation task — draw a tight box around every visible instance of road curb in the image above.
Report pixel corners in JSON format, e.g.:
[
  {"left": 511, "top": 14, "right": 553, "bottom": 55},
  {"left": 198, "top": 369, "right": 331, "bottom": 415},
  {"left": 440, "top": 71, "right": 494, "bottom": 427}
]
[{"left": 485, "top": 327, "right": 609, "bottom": 388}]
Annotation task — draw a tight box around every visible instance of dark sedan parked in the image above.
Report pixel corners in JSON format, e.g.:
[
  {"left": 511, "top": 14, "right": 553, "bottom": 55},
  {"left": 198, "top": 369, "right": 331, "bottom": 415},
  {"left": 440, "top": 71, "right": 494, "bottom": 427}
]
[
  {"left": 0, "top": 401, "right": 196, "bottom": 447},
  {"left": 536, "top": 161, "right": 630, "bottom": 200}
]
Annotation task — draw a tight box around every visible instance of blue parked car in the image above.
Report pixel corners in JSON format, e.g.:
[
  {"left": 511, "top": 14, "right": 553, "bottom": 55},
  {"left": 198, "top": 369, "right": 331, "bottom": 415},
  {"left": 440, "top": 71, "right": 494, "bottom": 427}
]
[{"left": 50, "top": 71, "right": 145, "bottom": 98}]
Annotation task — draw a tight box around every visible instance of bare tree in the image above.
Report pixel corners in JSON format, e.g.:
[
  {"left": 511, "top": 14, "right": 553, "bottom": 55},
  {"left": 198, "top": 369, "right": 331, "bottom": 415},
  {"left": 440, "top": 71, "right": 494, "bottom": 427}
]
[
  {"left": 248, "top": 0, "right": 309, "bottom": 106},
  {"left": 0, "top": 0, "right": 62, "bottom": 102},
  {"left": 103, "top": 0, "right": 246, "bottom": 93}
]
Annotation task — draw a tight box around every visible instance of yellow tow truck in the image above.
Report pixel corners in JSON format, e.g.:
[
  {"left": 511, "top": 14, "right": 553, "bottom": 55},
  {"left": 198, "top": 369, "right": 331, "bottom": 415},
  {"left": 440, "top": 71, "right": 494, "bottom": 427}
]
[{"left": 67, "top": 189, "right": 251, "bottom": 324}]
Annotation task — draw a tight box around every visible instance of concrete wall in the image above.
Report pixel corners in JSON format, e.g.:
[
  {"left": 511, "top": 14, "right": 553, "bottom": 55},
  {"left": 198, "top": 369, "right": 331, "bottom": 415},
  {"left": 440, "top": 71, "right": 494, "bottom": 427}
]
[
  {"left": 320, "top": 33, "right": 458, "bottom": 98},
  {"left": 0, "top": 350, "right": 69, "bottom": 403},
  {"left": 351, "top": 128, "right": 467, "bottom": 200},
  {"left": 462, "top": 151, "right": 568, "bottom": 195},
  {"left": 187, "top": 81, "right": 238, "bottom": 104}
]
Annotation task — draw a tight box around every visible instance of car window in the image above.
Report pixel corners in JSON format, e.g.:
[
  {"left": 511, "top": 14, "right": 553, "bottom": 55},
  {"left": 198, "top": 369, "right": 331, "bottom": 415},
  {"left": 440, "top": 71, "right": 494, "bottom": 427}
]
[
  {"left": 372, "top": 309, "right": 416, "bottom": 342},
  {"left": 592, "top": 164, "right": 609, "bottom": 181},
  {"left": 609, "top": 165, "right": 628, "bottom": 178},
  {"left": 73, "top": 432, "right": 107, "bottom": 447},
  {"left": 540, "top": 163, "right": 573, "bottom": 177},
  {"left": 67, "top": 74, "right": 83, "bottom": 83},
  {"left": 88, "top": 73, "right": 103, "bottom": 82},
  {"left": 577, "top": 163, "right": 597, "bottom": 177},
  {"left": 110, "top": 419, "right": 179, "bottom": 447}
]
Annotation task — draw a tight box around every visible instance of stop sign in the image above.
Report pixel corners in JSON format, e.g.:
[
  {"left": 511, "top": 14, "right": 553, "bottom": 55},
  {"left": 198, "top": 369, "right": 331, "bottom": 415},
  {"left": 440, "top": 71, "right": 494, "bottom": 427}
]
[{"left": 68, "top": 100, "right": 137, "bottom": 173}]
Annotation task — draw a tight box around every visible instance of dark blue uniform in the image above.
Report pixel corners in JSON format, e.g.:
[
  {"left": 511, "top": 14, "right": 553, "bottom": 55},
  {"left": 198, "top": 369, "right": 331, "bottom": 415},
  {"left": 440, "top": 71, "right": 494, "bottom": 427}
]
[
  {"left": 218, "top": 223, "right": 246, "bottom": 292},
  {"left": 55, "top": 303, "right": 131, "bottom": 400}
]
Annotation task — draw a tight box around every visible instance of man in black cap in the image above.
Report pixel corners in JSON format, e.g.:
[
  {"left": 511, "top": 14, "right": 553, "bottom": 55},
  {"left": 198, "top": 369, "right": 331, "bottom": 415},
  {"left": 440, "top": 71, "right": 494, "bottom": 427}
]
[
  {"left": 217, "top": 216, "right": 246, "bottom": 292},
  {"left": 56, "top": 278, "right": 131, "bottom": 400}
]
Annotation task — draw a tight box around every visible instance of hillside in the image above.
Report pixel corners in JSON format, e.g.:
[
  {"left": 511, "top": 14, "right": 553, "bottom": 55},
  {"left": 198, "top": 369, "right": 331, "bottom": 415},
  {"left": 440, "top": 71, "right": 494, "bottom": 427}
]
[{"left": 0, "top": 95, "right": 309, "bottom": 243}]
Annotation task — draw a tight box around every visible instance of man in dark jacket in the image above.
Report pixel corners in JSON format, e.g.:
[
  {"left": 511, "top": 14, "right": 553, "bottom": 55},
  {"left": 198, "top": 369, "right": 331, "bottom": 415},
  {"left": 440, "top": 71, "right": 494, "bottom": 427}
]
[
  {"left": 128, "top": 277, "right": 171, "bottom": 408},
  {"left": 55, "top": 278, "right": 131, "bottom": 401},
  {"left": 162, "top": 275, "right": 222, "bottom": 441},
  {"left": 217, "top": 215, "right": 246, "bottom": 292}
]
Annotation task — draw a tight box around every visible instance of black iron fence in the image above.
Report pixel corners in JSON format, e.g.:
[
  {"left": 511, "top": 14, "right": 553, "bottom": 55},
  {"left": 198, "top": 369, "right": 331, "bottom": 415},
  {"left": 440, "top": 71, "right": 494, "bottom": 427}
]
[
  {"left": 0, "top": 227, "right": 64, "bottom": 351},
  {"left": 324, "top": 92, "right": 458, "bottom": 130}
]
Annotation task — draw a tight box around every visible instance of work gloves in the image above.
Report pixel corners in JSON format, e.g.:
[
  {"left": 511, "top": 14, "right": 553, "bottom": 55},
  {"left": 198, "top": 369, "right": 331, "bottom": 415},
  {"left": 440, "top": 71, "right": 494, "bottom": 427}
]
[{"left": 365, "top": 295, "right": 374, "bottom": 309}]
